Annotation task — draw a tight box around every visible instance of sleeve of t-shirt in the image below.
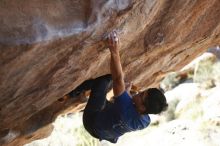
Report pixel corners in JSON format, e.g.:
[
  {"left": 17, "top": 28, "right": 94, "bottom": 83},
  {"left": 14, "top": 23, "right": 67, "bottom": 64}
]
[
  {"left": 114, "top": 91, "right": 133, "bottom": 112},
  {"left": 114, "top": 91, "right": 151, "bottom": 130}
]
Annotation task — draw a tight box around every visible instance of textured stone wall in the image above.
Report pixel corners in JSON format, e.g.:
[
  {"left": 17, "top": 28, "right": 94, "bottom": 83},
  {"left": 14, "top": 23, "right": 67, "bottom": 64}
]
[{"left": 0, "top": 0, "right": 220, "bottom": 145}]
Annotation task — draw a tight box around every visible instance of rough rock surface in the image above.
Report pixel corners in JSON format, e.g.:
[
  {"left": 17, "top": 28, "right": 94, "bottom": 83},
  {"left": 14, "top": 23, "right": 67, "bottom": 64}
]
[{"left": 0, "top": 0, "right": 220, "bottom": 145}]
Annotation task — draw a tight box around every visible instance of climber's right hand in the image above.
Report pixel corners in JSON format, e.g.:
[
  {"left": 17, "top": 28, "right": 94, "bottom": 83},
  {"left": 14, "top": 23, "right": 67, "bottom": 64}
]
[{"left": 107, "top": 31, "right": 120, "bottom": 53}]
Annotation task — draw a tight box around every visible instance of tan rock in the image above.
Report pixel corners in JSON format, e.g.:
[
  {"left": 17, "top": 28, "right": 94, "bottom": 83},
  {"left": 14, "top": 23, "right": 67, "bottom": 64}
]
[{"left": 0, "top": 0, "right": 220, "bottom": 145}]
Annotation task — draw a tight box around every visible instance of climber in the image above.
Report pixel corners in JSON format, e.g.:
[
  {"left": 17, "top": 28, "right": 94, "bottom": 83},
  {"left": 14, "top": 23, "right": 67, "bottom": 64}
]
[{"left": 68, "top": 31, "right": 168, "bottom": 143}]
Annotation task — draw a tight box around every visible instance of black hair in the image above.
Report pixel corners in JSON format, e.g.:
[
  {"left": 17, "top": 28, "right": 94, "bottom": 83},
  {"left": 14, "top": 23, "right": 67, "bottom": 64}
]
[{"left": 144, "top": 88, "right": 168, "bottom": 114}]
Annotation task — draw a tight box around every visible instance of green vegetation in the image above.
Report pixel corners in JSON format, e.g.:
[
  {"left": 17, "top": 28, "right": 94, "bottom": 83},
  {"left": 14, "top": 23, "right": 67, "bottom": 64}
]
[
  {"left": 193, "top": 59, "right": 216, "bottom": 88},
  {"left": 161, "top": 57, "right": 220, "bottom": 91},
  {"left": 73, "top": 125, "right": 99, "bottom": 146},
  {"left": 175, "top": 94, "right": 205, "bottom": 121},
  {"left": 160, "top": 72, "right": 181, "bottom": 91},
  {"left": 212, "top": 62, "right": 220, "bottom": 84},
  {"left": 55, "top": 114, "right": 99, "bottom": 146}
]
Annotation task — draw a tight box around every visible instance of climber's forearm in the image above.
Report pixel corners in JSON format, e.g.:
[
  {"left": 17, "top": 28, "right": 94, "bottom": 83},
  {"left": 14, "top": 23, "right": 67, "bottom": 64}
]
[
  {"left": 110, "top": 51, "right": 123, "bottom": 81},
  {"left": 110, "top": 51, "right": 125, "bottom": 96}
]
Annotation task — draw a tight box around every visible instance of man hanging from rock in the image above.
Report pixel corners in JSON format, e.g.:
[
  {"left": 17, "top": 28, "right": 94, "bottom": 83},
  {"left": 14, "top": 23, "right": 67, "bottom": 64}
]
[{"left": 67, "top": 31, "right": 168, "bottom": 143}]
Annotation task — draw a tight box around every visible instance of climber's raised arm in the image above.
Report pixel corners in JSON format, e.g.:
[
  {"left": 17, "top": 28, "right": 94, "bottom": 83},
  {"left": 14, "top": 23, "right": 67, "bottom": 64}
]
[{"left": 107, "top": 31, "right": 125, "bottom": 97}]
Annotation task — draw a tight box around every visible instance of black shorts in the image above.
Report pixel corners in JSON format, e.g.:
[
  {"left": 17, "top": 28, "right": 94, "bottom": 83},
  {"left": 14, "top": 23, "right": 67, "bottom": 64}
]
[{"left": 79, "top": 74, "right": 112, "bottom": 139}]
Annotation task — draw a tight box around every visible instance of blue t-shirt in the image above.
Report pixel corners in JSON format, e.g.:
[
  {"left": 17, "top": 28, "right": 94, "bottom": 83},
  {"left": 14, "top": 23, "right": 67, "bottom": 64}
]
[{"left": 93, "top": 91, "right": 151, "bottom": 143}]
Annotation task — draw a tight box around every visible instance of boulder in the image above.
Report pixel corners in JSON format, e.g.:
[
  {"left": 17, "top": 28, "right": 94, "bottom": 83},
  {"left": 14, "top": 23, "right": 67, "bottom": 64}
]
[{"left": 0, "top": 0, "right": 220, "bottom": 145}]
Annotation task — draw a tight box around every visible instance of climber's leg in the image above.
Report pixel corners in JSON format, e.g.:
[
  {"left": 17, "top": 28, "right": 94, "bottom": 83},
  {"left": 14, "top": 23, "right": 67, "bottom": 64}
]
[{"left": 82, "top": 74, "right": 112, "bottom": 138}]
